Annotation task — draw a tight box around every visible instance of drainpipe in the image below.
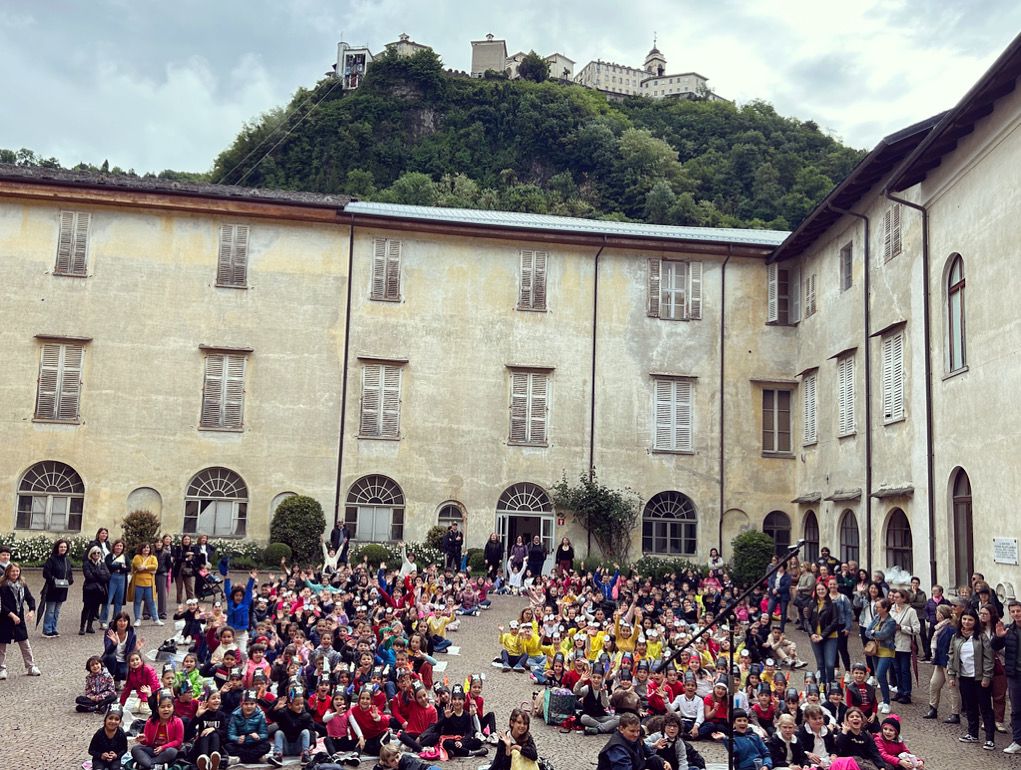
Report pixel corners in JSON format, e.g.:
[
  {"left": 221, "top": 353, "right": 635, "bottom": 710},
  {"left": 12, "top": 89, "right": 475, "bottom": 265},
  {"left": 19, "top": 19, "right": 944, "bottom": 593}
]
[
  {"left": 333, "top": 218, "right": 356, "bottom": 524},
  {"left": 718, "top": 246, "right": 731, "bottom": 556},
  {"left": 883, "top": 190, "right": 937, "bottom": 585},
  {"left": 826, "top": 203, "right": 872, "bottom": 575},
  {"left": 586, "top": 238, "right": 606, "bottom": 559}
]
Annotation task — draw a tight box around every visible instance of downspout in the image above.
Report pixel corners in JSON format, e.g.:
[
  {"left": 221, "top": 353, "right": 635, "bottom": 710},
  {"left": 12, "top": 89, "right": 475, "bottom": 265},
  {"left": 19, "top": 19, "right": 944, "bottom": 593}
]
[
  {"left": 826, "top": 203, "right": 872, "bottom": 574},
  {"left": 333, "top": 217, "right": 357, "bottom": 524},
  {"left": 884, "top": 189, "right": 937, "bottom": 584},
  {"left": 718, "top": 246, "right": 732, "bottom": 556},
  {"left": 586, "top": 238, "right": 606, "bottom": 559}
]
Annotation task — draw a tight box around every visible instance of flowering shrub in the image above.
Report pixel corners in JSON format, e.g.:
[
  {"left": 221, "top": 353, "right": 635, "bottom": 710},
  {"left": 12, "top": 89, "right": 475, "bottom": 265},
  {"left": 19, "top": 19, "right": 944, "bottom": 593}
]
[
  {"left": 0, "top": 533, "right": 92, "bottom": 565},
  {"left": 349, "top": 541, "right": 444, "bottom": 569},
  {"left": 208, "top": 539, "right": 263, "bottom": 561}
]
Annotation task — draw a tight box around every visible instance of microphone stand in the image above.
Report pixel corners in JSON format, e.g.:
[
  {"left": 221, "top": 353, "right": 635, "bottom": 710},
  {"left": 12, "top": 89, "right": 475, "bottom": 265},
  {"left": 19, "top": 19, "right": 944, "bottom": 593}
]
[{"left": 662, "top": 539, "right": 806, "bottom": 770}]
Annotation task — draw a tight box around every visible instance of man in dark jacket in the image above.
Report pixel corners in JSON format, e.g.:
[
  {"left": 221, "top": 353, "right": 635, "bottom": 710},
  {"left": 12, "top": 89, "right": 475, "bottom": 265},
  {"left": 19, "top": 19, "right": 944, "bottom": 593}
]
[
  {"left": 993, "top": 600, "right": 1021, "bottom": 753},
  {"left": 597, "top": 713, "right": 666, "bottom": 770},
  {"left": 442, "top": 523, "right": 463, "bottom": 571}
]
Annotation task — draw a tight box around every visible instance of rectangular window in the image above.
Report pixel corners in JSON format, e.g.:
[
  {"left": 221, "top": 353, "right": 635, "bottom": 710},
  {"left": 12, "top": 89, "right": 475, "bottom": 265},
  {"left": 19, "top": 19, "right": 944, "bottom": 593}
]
[
  {"left": 653, "top": 379, "right": 693, "bottom": 452},
  {"left": 802, "top": 372, "right": 817, "bottom": 445},
  {"left": 54, "top": 210, "right": 91, "bottom": 276},
  {"left": 35, "top": 342, "right": 84, "bottom": 422},
  {"left": 518, "top": 249, "right": 548, "bottom": 310},
  {"left": 883, "top": 205, "right": 902, "bottom": 262},
  {"left": 837, "top": 355, "right": 856, "bottom": 436},
  {"left": 359, "top": 363, "right": 402, "bottom": 439},
  {"left": 839, "top": 242, "right": 853, "bottom": 291},
  {"left": 766, "top": 264, "right": 800, "bottom": 324},
  {"left": 184, "top": 500, "right": 247, "bottom": 537},
  {"left": 371, "top": 237, "right": 402, "bottom": 301},
  {"left": 762, "top": 389, "right": 792, "bottom": 454},
  {"left": 216, "top": 223, "right": 250, "bottom": 287},
  {"left": 509, "top": 370, "right": 549, "bottom": 446},
  {"left": 200, "top": 352, "right": 247, "bottom": 430},
  {"left": 804, "top": 273, "right": 817, "bottom": 317},
  {"left": 882, "top": 331, "right": 905, "bottom": 422},
  {"left": 648, "top": 259, "right": 702, "bottom": 320}
]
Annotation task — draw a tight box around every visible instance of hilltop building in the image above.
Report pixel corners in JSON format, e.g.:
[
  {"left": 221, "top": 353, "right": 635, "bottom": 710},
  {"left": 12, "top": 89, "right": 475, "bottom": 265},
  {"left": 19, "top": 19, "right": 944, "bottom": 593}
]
[
  {"left": 471, "top": 34, "right": 575, "bottom": 80},
  {"left": 575, "top": 42, "right": 726, "bottom": 101},
  {"left": 333, "top": 33, "right": 432, "bottom": 89}
]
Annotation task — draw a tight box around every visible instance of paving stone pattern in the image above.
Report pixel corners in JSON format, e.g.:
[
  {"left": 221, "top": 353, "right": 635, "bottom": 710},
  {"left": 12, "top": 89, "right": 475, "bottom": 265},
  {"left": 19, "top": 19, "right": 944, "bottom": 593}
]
[{"left": 2, "top": 575, "right": 1018, "bottom": 769}]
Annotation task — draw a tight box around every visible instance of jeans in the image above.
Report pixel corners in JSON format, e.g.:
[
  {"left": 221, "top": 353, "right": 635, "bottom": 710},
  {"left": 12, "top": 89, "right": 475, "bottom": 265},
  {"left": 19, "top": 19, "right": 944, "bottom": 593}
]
[
  {"left": 133, "top": 585, "right": 157, "bottom": 623},
  {"left": 811, "top": 636, "right": 838, "bottom": 685},
  {"left": 131, "top": 745, "right": 179, "bottom": 770},
  {"left": 767, "top": 596, "right": 789, "bottom": 632},
  {"left": 432, "top": 636, "right": 452, "bottom": 652},
  {"left": 1008, "top": 675, "right": 1021, "bottom": 744},
  {"left": 502, "top": 650, "right": 527, "bottom": 669},
  {"left": 894, "top": 650, "right": 912, "bottom": 697},
  {"left": 959, "top": 675, "right": 995, "bottom": 741},
  {"left": 43, "top": 600, "right": 63, "bottom": 635},
  {"left": 274, "top": 730, "right": 311, "bottom": 756},
  {"left": 105, "top": 573, "right": 126, "bottom": 621},
  {"left": 875, "top": 656, "right": 894, "bottom": 704}
]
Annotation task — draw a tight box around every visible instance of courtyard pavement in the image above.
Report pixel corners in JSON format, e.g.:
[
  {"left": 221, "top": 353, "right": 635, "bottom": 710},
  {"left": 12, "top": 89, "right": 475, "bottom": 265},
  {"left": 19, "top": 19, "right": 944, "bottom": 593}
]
[{"left": 2, "top": 573, "right": 1018, "bottom": 769}]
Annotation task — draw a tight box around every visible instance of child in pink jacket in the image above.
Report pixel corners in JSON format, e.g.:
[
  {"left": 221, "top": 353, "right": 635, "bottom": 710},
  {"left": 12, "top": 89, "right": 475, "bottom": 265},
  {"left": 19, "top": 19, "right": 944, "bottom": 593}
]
[
  {"left": 874, "top": 714, "right": 925, "bottom": 769},
  {"left": 119, "top": 650, "right": 161, "bottom": 706},
  {"left": 131, "top": 688, "right": 185, "bottom": 769}
]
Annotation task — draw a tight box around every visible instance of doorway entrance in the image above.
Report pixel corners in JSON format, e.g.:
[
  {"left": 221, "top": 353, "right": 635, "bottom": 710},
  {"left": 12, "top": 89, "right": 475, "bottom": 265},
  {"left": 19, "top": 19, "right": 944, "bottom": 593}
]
[
  {"left": 951, "top": 469, "right": 974, "bottom": 586},
  {"left": 496, "top": 482, "right": 555, "bottom": 575}
]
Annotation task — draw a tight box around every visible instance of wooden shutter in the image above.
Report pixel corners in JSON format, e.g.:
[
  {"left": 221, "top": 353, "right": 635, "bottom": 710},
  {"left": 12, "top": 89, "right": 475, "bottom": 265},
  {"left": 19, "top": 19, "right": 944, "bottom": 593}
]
[
  {"left": 883, "top": 333, "right": 904, "bottom": 420},
  {"left": 71, "top": 213, "right": 90, "bottom": 275},
  {"left": 687, "top": 261, "right": 702, "bottom": 320},
  {"left": 519, "top": 249, "right": 534, "bottom": 308},
  {"left": 381, "top": 364, "right": 402, "bottom": 438},
  {"left": 891, "top": 205, "right": 902, "bottom": 257},
  {"left": 371, "top": 238, "right": 387, "bottom": 299},
  {"left": 647, "top": 258, "right": 661, "bottom": 317},
  {"left": 217, "top": 224, "right": 249, "bottom": 286},
  {"left": 802, "top": 373, "right": 817, "bottom": 445},
  {"left": 528, "top": 373, "right": 548, "bottom": 444},
  {"left": 654, "top": 379, "right": 674, "bottom": 450},
  {"left": 509, "top": 371, "right": 529, "bottom": 443},
  {"left": 532, "top": 250, "right": 548, "bottom": 310},
  {"left": 385, "top": 239, "right": 402, "bottom": 300},
  {"left": 55, "top": 211, "right": 89, "bottom": 275},
  {"left": 766, "top": 263, "right": 778, "bottom": 322},
  {"left": 674, "top": 380, "right": 693, "bottom": 451},
  {"left": 360, "top": 364, "right": 382, "bottom": 436},
  {"left": 838, "top": 356, "right": 855, "bottom": 434},
  {"left": 805, "top": 273, "right": 816, "bottom": 316},
  {"left": 35, "top": 344, "right": 61, "bottom": 418},
  {"left": 789, "top": 267, "right": 801, "bottom": 323},
  {"left": 654, "top": 379, "right": 692, "bottom": 451},
  {"left": 883, "top": 208, "right": 893, "bottom": 261},
  {"left": 201, "top": 354, "right": 225, "bottom": 427},
  {"left": 222, "top": 354, "right": 246, "bottom": 429},
  {"left": 57, "top": 344, "right": 83, "bottom": 421}
]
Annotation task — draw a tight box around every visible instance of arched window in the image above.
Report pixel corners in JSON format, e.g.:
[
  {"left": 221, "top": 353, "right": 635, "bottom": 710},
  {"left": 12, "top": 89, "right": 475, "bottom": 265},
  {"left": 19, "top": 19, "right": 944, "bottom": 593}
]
[
  {"left": 951, "top": 469, "right": 974, "bottom": 586},
  {"left": 947, "top": 255, "right": 966, "bottom": 372},
  {"left": 437, "top": 501, "right": 466, "bottom": 533},
  {"left": 885, "top": 508, "right": 913, "bottom": 572},
  {"left": 497, "top": 483, "right": 553, "bottom": 514},
  {"left": 17, "top": 461, "right": 84, "bottom": 532},
  {"left": 185, "top": 467, "right": 248, "bottom": 536},
  {"left": 763, "top": 511, "right": 791, "bottom": 556},
  {"left": 345, "top": 475, "right": 404, "bottom": 542},
  {"left": 839, "top": 509, "right": 859, "bottom": 564},
  {"left": 642, "top": 492, "right": 697, "bottom": 556},
  {"left": 803, "top": 510, "right": 820, "bottom": 563}
]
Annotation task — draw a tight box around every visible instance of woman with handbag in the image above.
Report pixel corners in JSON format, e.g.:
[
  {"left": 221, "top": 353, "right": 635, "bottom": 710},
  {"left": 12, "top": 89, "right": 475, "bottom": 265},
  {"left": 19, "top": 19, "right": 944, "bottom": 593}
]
[
  {"left": 890, "top": 588, "right": 920, "bottom": 704},
  {"left": 947, "top": 609, "right": 996, "bottom": 749},
  {"left": 924, "top": 603, "right": 960, "bottom": 722},
  {"left": 865, "top": 598, "right": 898, "bottom": 713},
  {"left": 41, "top": 538, "right": 73, "bottom": 637}
]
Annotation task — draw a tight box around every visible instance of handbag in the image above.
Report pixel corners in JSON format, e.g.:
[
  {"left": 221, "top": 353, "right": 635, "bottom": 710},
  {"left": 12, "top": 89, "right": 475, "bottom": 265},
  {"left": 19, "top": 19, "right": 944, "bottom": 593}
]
[
  {"left": 511, "top": 753, "right": 540, "bottom": 770},
  {"left": 53, "top": 578, "right": 69, "bottom": 588},
  {"left": 863, "top": 640, "right": 879, "bottom": 657}
]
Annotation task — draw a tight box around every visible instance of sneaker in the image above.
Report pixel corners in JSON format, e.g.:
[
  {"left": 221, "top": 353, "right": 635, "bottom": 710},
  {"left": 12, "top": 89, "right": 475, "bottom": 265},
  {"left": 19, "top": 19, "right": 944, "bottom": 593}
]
[
  {"left": 1004, "top": 742, "right": 1021, "bottom": 754},
  {"left": 502, "top": 664, "right": 511, "bottom": 672},
  {"left": 984, "top": 741, "right": 996, "bottom": 751},
  {"left": 889, "top": 686, "right": 898, "bottom": 695},
  {"left": 959, "top": 734, "right": 979, "bottom": 743},
  {"left": 301, "top": 749, "right": 312, "bottom": 764},
  {"left": 154, "top": 619, "right": 165, "bottom": 626},
  {"left": 197, "top": 755, "right": 209, "bottom": 770},
  {"left": 843, "top": 671, "right": 851, "bottom": 684},
  {"left": 867, "top": 676, "right": 877, "bottom": 686},
  {"left": 133, "top": 619, "right": 141, "bottom": 627},
  {"left": 997, "top": 722, "right": 1009, "bottom": 733},
  {"left": 793, "top": 660, "right": 808, "bottom": 669},
  {"left": 27, "top": 665, "right": 41, "bottom": 676},
  {"left": 0, "top": 668, "right": 7, "bottom": 681},
  {"left": 584, "top": 726, "right": 600, "bottom": 736},
  {"left": 266, "top": 753, "right": 284, "bottom": 767},
  {"left": 471, "top": 747, "right": 489, "bottom": 757},
  {"left": 486, "top": 732, "right": 501, "bottom": 745},
  {"left": 944, "top": 714, "right": 961, "bottom": 724},
  {"left": 879, "top": 703, "right": 891, "bottom": 714},
  {"left": 210, "top": 751, "right": 222, "bottom": 770}
]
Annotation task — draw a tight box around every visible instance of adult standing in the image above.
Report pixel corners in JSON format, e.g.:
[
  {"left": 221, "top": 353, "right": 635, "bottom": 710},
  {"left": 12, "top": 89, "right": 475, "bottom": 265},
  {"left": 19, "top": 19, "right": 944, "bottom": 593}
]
[
  {"left": 992, "top": 599, "right": 1021, "bottom": 754},
  {"left": 865, "top": 598, "right": 897, "bottom": 713},
  {"left": 925, "top": 584, "right": 951, "bottom": 660},
  {"left": 0, "top": 544, "right": 11, "bottom": 574},
  {"left": 80, "top": 545, "right": 110, "bottom": 635},
  {"left": 442, "top": 522, "right": 464, "bottom": 572},
  {"left": 193, "top": 534, "right": 216, "bottom": 570},
  {"left": 948, "top": 608, "right": 996, "bottom": 750},
  {"left": 130, "top": 543, "right": 162, "bottom": 628},
  {"left": 556, "top": 537, "right": 575, "bottom": 575},
  {"left": 707, "top": 548, "right": 725, "bottom": 570},
  {"left": 978, "top": 604, "right": 1009, "bottom": 734},
  {"left": 103, "top": 540, "right": 129, "bottom": 623},
  {"left": 172, "top": 534, "right": 196, "bottom": 603},
  {"left": 87, "top": 528, "right": 112, "bottom": 561},
  {"left": 827, "top": 576, "right": 853, "bottom": 681},
  {"left": 817, "top": 547, "right": 839, "bottom": 574},
  {"left": 0, "top": 562, "right": 41, "bottom": 678},
  {"left": 923, "top": 603, "right": 959, "bottom": 722},
  {"left": 794, "top": 563, "right": 816, "bottom": 632},
  {"left": 526, "top": 535, "right": 546, "bottom": 579},
  {"left": 908, "top": 577, "right": 929, "bottom": 660},
  {"left": 889, "top": 588, "right": 920, "bottom": 704},
  {"left": 766, "top": 561, "right": 792, "bottom": 633},
  {"left": 330, "top": 520, "right": 351, "bottom": 565},
  {"left": 153, "top": 535, "right": 173, "bottom": 620},
  {"left": 41, "top": 538, "right": 73, "bottom": 638},
  {"left": 509, "top": 536, "right": 527, "bottom": 575},
  {"left": 807, "top": 582, "right": 840, "bottom": 686},
  {"left": 483, "top": 533, "right": 504, "bottom": 581}
]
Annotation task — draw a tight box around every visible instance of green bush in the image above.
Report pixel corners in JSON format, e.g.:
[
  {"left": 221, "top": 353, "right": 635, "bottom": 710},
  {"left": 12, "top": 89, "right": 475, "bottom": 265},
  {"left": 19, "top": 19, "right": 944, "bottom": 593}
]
[
  {"left": 425, "top": 525, "right": 447, "bottom": 552},
  {"left": 230, "top": 556, "right": 257, "bottom": 569},
  {"left": 466, "top": 548, "right": 486, "bottom": 573},
  {"left": 578, "top": 555, "right": 615, "bottom": 574},
  {"left": 263, "top": 542, "right": 293, "bottom": 566},
  {"left": 731, "top": 530, "right": 775, "bottom": 589},
  {"left": 121, "top": 510, "right": 161, "bottom": 556},
  {"left": 631, "top": 556, "right": 704, "bottom": 582},
  {"left": 209, "top": 539, "right": 263, "bottom": 562},
  {"left": 353, "top": 543, "right": 389, "bottom": 567},
  {"left": 270, "top": 496, "right": 327, "bottom": 564}
]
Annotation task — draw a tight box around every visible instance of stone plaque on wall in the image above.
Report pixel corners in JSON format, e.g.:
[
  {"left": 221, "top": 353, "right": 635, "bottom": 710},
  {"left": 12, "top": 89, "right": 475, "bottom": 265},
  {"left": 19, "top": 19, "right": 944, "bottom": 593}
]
[{"left": 993, "top": 537, "right": 1019, "bottom": 565}]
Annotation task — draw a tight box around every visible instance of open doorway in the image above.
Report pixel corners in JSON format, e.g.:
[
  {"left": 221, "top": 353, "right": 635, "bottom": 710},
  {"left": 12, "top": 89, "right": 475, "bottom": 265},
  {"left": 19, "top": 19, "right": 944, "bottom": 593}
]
[{"left": 496, "top": 482, "right": 556, "bottom": 576}]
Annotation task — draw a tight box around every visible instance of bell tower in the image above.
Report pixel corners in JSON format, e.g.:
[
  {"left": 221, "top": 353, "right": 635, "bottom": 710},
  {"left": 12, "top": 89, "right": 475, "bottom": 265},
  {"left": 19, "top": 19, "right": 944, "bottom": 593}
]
[{"left": 644, "top": 34, "right": 666, "bottom": 77}]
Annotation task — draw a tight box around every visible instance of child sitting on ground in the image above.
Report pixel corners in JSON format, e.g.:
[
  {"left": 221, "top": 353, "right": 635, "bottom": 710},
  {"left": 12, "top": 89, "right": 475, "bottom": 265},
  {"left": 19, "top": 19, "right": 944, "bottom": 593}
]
[
  {"left": 376, "top": 743, "right": 442, "bottom": 770},
  {"left": 873, "top": 714, "right": 925, "bottom": 770},
  {"left": 88, "top": 704, "right": 129, "bottom": 770},
  {"left": 712, "top": 708, "right": 772, "bottom": 770},
  {"left": 78, "top": 655, "right": 117, "bottom": 713}
]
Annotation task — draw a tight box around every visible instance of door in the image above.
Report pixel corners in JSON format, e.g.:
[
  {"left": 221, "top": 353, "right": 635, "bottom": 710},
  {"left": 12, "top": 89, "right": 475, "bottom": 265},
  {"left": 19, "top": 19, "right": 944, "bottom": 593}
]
[
  {"left": 357, "top": 505, "right": 391, "bottom": 542},
  {"left": 952, "top": 471, "right": 974, "bottom": 586}
]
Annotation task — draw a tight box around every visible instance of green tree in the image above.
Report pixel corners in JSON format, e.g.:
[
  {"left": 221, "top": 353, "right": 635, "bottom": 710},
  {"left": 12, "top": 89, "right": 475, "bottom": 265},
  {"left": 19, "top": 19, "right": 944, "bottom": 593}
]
[
  {"left": 517, "top": 51, "right": 549, "bottom": 83},
  {"left": 379, "top": 171, "right": 437, "bottom": 205},
  {"left": 270, "top": 496, "right": 327, "bottom": 564},
  {"left": 644, "top": 180, "right": 677, "bottom": 224},
  {"left": 550, "top": 470, "right": 640, "bottom": 562},
  {"left": 730, "top": 530, "right": 776, "bottom": 588}
]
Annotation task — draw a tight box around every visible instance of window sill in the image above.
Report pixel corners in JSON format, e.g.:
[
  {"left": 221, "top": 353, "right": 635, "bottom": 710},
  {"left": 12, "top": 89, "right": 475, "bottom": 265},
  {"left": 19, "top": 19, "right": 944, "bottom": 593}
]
[
  {"left": 214, "top": 282, "right": 248, "bottom": 290},
  {"left": 369, "top": 296, "right": 401, "bottom": 303},
  {"left": 883, "top": 416, "right": 906, "bottom": 426},
  {"left": 198, "top": 425, "right": 244, "bottom": 433},
  {"left": 508, "top": 441, "right": 549, "bottom": 448},
  {"left": 516, "top": 306, "right": 548, "bottom": 313},
  {"left": 942, "top": 365, "right": 969, "bottom": 381},
  {"left": 651, "top": 448, "right": 695, "bottom": 455},
  {"left": 52, "top": 271, "right": 88, "bottom": 279},
  {"left": 356, "top": 434, "right": 401, "bottom": 441},
  {"left": 185, "top": 532, "right": 247, "bottom": 539},
  {"left": 32, "top": 417, "right": 80, "bottom": 425},
  {"left": 765, "top": 321, "right": 798, "bottom": 328},
  {"left": 762, "top": 451, "right": 795, "bottom": 459},
  {"left": 14, "top": 527, "right": 82, "bottom": 534},
  {"left": 838, "top": 431, "right": 857, "bottom": 439},
  {"left": 802, "top": 441, "right": 817, "bottom": 448}
]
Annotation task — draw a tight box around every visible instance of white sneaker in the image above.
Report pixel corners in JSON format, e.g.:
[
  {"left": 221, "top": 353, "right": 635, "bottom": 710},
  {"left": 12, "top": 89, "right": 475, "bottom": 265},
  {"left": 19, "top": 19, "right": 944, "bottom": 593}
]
[
  {"left": 996, "top": 722, "right": 1009, "bottom": 733},
  {"left": 889, "top": 686, "right": 898, "bottom": 695},
  {"left": 0, "top": 667, "right": 7, "bottom": 680},
  {"left": 27, "top": 665, "right": 41, "bottom": 676},
  {"left": 843, "top": 671, "right": 851, "bottom": 684},
  {"left": 1004, "top": 742, "right": 1021, "bottom": 754},
  {"left": 133, "top": 619, "right": 141, "bottom": 627},
  {"left": 867, "top": 676, "right": 877, "bottom": 686},
  {"left": 154, "top": 619, "right": 165, "bottom": 626},
  {"left": 879, "top": 702, "right": 891, "bottom": 714}
]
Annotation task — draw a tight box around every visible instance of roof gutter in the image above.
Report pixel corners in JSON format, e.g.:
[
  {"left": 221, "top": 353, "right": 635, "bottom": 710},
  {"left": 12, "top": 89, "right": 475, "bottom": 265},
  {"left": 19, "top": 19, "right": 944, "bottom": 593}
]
[
  {"left": 587, "top": 238, "right": 607, "bottom": 559},
  {"left": 333, "top": 214, "right": 356, "bottom": 524},
  {"left": 718, "top": 246, "right": 732, "bottom": 557}
]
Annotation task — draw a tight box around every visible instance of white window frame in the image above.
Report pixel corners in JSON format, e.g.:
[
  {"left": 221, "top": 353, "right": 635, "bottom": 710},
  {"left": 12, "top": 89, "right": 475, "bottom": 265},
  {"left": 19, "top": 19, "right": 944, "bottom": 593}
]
[
  {"left": 508, "top": 369, "right": 549, "bottom": 446},
  {"left": 200, "top": 352, "right": 247, "bottom": 431},
  {"left": 839, "top": 242, "right": 853, "bottom": 292},
  {"left": 35, "top": 342, "right": 84, "bottom": 423},
  {"left": 802, "top": 371, "right": 817, "bottom": 446},
  {"left": 652, "top": 378, "right": 694, "bottom": 453},
  {"left": 881, "top": 331, "right": 905, "bottom": 423},
  {"left": 762, "top": 388, "right": 793, "bottom": 455},
  {"left": 648, "top": 258, "right": 702, "bottom": 320},
  {"left": 882, "top": 205, "right": 902, "bottom": 262},
  {"left": 518, "top": 249, "right": 549, "bottom": 311},
  {"left": 371, "top": 237, "right": 402, "bottom": 301},
  {"left": 837, "top": 355, "right": 856, "bottom": 436},
  {"left": 216, "top": 223, "right": 250, "bottom": 288},
  {"left": 54, "top": 210, "right": 91, "bottom": 277},
  {"left": 766, "top": 263, "right": 800, "bottom": 324},
  {"left": 359, "top": 362, "right": 403, "bottom": 439}
]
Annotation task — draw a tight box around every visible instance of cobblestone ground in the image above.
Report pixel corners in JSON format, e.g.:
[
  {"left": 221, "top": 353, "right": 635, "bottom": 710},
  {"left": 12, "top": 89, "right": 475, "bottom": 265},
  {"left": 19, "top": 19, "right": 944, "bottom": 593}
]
[{"left": 3, "top": 577, "right": 1018, "bottom": 769}]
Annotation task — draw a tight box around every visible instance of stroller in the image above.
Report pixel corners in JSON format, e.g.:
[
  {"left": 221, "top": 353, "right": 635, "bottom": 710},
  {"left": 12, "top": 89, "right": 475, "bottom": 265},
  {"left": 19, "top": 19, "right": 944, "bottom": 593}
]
[{"left": 196, "top": 563, "right": 226, "bottom": 603}]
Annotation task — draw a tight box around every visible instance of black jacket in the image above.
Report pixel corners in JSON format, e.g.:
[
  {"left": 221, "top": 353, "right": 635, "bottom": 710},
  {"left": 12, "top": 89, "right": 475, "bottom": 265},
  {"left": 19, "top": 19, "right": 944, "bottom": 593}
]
[
  {"left": 88, "top": 727, "right": 128, "bottom": 761},
  {"left": 597, "top": 731, "right": 656, "bottom": 770},
  {"left": 992, "top": 621, "right": 1021, "bottom": 677},
  {"left": 806, "top": 598, "right": 841, "bottom": 639},
  {"left": 795, "top": 723, "right": 837, "bottom": 758},
  {"left": 82, "top": 558, "right": 111, "bottom": 598},
  {"left": 42, "top": 553, "right": 74, "bottom": 603},
  {"left": 489, "top": 733, "right": 538, "bottom": 770},
  {"left": 273, "top": 705, "right": 316, "bottom": 742},
  {"left": 767, "top": 731, "right": 809, "bottom": 768},
  {"left": 834, "top": 729, "right": 884, "bottom": 766},
  {"left": 0, "top": 581, "right": 36, "bottom": 643},
  {"left": 484, "top": 540, "right": 504, "bottom": 565}
]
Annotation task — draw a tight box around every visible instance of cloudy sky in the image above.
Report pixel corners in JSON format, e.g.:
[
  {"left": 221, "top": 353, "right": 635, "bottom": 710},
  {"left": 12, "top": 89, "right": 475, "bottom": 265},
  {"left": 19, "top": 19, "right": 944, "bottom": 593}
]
[{"left": 3, "top": 1, "right": 1020, "bottom": 174}]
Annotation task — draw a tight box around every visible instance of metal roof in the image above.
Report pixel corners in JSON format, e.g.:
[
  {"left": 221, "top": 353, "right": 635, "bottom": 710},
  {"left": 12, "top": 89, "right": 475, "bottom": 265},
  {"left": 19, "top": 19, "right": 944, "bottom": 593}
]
[{"left": 345, "top": 201, "right": 789, "bottom": 247}]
